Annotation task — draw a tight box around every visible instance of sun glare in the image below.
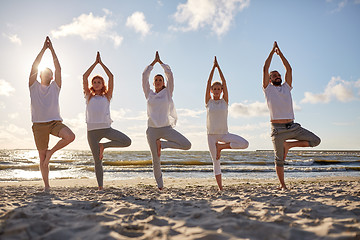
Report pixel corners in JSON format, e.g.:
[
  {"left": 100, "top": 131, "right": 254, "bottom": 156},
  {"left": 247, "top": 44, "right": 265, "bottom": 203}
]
[{"left": 37, "top": 51, "right": 55, "bottom": 74}]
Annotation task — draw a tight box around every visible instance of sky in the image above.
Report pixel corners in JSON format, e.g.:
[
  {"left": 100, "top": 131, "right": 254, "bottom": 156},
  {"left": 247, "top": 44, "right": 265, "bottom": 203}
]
[{"left": 0, "top": 0, "right": 359, "bottom": 151}]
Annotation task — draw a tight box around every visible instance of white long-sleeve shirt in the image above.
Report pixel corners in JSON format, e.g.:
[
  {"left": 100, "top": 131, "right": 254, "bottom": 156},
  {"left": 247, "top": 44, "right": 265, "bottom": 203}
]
[{"left": 142, "top": 64, "right": 177, "bottom": 128}]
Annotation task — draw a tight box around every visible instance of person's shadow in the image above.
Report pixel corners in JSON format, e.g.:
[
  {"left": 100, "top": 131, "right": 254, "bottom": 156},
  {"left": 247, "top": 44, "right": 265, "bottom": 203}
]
[{"left": 1, "top": 182, "right": 359, "bottom": 239}]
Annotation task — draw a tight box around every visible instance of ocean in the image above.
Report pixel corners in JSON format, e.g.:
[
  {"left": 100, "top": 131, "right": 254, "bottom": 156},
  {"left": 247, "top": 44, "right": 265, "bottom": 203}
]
[{"left": 0, "top": 149, "right": 359, "bottom": 182}]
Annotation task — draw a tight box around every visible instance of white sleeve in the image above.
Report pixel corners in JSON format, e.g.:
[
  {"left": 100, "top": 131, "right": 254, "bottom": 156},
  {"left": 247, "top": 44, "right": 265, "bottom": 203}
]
[
  {"left": 142, "top": 65, "right": 153, "bottom": 99},
  {"left": 161, "top": 64, "right": 174, "bottom": 96}
]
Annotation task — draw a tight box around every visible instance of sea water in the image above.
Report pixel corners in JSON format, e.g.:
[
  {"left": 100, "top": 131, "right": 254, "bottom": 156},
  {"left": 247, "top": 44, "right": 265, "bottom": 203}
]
[{"left": 0, "top": 149, "right": 359, "bottom": 182}]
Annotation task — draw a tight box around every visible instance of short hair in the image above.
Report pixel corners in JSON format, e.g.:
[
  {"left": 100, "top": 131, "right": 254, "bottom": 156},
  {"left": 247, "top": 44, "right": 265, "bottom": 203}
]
[
  {"left": 270, "top": 70, "right": 280, "bottom": 78},
  {"left": 40, "top": 68, "right": 53, "bottom": 79},
  {"left": 211, "top": 81, "right": 222, "bottom": 89}
]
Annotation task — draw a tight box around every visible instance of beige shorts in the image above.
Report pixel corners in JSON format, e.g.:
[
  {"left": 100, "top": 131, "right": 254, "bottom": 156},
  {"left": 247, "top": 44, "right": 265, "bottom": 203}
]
[{"left": 32, "top": 121, "right": 67, "bottom": 150}]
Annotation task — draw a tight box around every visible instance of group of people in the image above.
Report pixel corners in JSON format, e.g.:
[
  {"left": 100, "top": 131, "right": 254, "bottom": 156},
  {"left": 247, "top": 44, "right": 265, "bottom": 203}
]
[{"left": 29, "top": 37, "right": 320, "bottom": 192}]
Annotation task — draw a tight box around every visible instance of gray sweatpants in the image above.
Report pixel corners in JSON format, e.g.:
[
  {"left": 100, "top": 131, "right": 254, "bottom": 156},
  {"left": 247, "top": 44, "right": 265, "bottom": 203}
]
[
  {"left": 146, "top": 126, "right": 191, "bottom": 188},
  {"left": 271, "top": 122, "right": 321, "bottom": 167},
  {"left": 87, "top": 127, "right": 131, "bottom": 187}
]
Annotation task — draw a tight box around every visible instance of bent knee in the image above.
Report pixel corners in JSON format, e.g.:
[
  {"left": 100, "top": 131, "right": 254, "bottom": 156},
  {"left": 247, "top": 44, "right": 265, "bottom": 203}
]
[
  {"left": 183, "top": 141, "right": 191, "bottom": 150},
  {"left": 310, "top": 136, "right": 321, "bottom": 147},
  {"left": 67, "top": 133, "right": 76, "bottom": 142},
  {"left": 242, "top": 140, "right": 249, "bottom": 149},
  {"left": 125, "top": 138, "right": 132, "bottom": 147}
]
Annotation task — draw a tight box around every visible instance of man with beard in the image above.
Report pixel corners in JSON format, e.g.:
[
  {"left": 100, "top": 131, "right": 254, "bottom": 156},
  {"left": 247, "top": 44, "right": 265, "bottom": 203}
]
[{"left": 263, "top": 41, "right": 321, "bottom": 191}]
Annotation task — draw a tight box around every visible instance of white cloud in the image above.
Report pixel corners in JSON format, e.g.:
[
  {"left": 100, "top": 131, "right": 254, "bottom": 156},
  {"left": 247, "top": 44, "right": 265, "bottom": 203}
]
[
  {"left": 6, "top": 124, "right": 28, "bottom": 135},
  {"left": 51, "top": 11, "right": 123, "bottom": 48},
  {"left": 301, "top": 77, "right": 359, "bottom": 104},
  {"left": 229, "top": 101, "right": 268, "bottom": 118},
  {"left": 63, "top": 113, "right": 85, "bottom": 131},
  {"left": 126, "top": 12, "right": 152, "bottom": 37},
  {"left": 170, "top": 0, "right": 250, "bottom": 36},
  {"left": 177, "top": 108, "right": 205, "bottom": 118},
  {"left": 229, "top": 100, "right": 301, "bottom": 118},
  {"left": 328, "top": 0, "right": 348, "bottom": 13},
  {"left": 111, "top": 109, "right": 147, "bottom": 121},
  {"left": 111, "top": 109, "right": 128, "bottom": 120},
  {"left": 0, "top": 79, "right": 15, "bottom": 96},
  {"left": 2, "top": 33, "right": 22, "bottom": 45},
  {"left": 8, "top": 113, "right": 19, "bottom": 119},
  {"left": 230, "top": 122, "right": 270, "bottom": 132},
  {"left": 102, "top": 8, "right": 112, "bottom": 16}
]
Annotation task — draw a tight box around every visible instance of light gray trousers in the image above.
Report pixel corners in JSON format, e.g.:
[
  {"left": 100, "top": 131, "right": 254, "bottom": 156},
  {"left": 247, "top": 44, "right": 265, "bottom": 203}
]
[
  {"left": 87, "top": 127, "right": 131, "bottom": 187},
  {"left": 271, "top": 122, "right": 321, "bottom": 167},
  {"left": 146, "top": 126, "right": 191, "bottom": 188}
]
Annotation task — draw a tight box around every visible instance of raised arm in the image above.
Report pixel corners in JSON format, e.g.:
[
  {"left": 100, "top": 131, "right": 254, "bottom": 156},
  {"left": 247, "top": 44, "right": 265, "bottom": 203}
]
[
  {"left": 83, "top": 53, "right": 98, "bottom": 97},
  {"left": 205, "top": 59, "right": 216, "bottom": 105},
  {"left": 97, "top": 52, "right": 114, "bottom": 100},
  {"left": 263, "top": 41, "right": 277, "bottom": 89},
  {"left": 150, "top": 51, "right": 174, "bottom": 95},
  {"left": 29, "top": 38, "right": 48, "bottom": 87},
  {"left": 142, "top": 52, "right": 159, "bottom": 99},
  {"left": 276, "top": 44, "right": 292, "bottom": 87},
  {"left": 215, "top": 57, "right": 228, "bottom": 104},
  {"left": 47, "top": 37, "right": 61, "bottom": 88}
]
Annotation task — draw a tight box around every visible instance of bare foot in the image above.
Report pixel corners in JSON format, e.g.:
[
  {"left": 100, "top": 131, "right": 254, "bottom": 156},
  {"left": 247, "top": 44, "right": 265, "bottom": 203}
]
[
  {"left": 98, "top": 186, "right": 104, "bottom": 191},
  {"left": 156, "top": 139, "right": 161, "bottom": 157},
  {"left": 277, "top": 186, "right": 289, "bottom": 191},
  {"left": 216, "top": 142, "right": 222, "bottom": 160},
  {"left": 99, "top": 143, "right": 104, "bottom": 160},
  {"left": 44, "top": 187, "right": 51, "bottom": 193}
]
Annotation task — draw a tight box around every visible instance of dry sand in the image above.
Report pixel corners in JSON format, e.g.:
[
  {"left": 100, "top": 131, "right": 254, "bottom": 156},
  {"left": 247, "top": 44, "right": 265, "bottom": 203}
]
[{"left": 0, "top": 177, "right": 359, "bottom": 239}]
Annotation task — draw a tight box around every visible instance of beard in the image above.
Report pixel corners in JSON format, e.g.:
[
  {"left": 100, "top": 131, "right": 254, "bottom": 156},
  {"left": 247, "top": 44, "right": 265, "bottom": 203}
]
[{"left": 272, "top": 78, "right": 282, "bottom": 86}]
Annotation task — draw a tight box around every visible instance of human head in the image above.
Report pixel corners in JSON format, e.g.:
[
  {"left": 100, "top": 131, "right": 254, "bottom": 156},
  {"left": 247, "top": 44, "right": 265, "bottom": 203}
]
[
  {"left": 210, "top": 81, "right": 223, "bottom": 98},
  {"left": 90, "top": 75, "right": 107, "bottom": 95},
  {"left": 39, "top": 68, "right": 53, "bottom": 85},
  {"left": 153, "top": 74, "right": 166, "bottom": 92},
  {"left": 269, "top": 70, "right": 282, "bottom": 86}
]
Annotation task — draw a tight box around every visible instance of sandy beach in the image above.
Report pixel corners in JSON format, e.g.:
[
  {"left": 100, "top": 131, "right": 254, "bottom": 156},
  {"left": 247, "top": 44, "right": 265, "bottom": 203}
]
[{"left": 0, "top": 177, "right": 359, "bottom": 239}]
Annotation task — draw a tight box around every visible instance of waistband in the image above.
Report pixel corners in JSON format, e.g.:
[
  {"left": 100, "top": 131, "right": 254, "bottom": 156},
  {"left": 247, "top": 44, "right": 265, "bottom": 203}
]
[
  {"left": 271, "top": 121, "right": 294, "bottom": 128},
  {"left": 32, "top": 120, "right": 62, "bottom": 125},
  {"left": 147, "top": 125, "right": 172, "bottom": 130}
]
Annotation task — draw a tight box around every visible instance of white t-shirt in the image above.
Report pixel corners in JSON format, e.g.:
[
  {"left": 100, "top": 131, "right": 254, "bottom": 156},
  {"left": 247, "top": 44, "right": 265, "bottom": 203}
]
[
  {"left": 29, "top": 81, "right": 62, "bottom": 123},
  {"left": 263, "top": 82, "right": 294, "bottom": 120},
  {"left": 206, "top": 98, "right": 228, "bottom": 134},
  {"left": 86, "top": 95, "right": 112, "bottom": 131},
  {"left": 142, "top": 64, "right": 177, "bottom": 128}
]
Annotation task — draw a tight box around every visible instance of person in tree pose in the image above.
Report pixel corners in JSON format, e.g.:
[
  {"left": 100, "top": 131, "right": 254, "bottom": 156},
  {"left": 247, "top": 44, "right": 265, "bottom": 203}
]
[
  {"left": 29, "top": 36, "right": 75, "bottom": 191},
  {"left": 142, "top": 51, "right": 191, "bottom": 190},
  {"left": 83, "top": 52, "right": 131, "bottom": 190},
  {"left": 263, "top": 41, "right": 321, "bottom": 190},
  {"left": 205, "top": 56, "right": 249, "bottom": 191}
]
